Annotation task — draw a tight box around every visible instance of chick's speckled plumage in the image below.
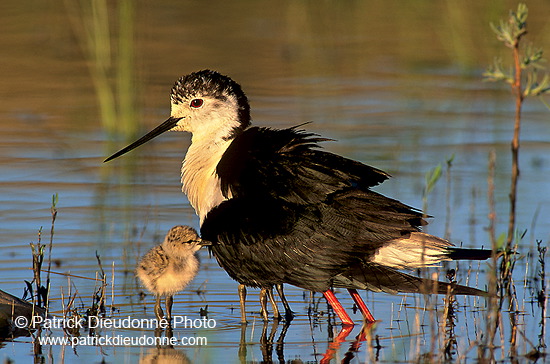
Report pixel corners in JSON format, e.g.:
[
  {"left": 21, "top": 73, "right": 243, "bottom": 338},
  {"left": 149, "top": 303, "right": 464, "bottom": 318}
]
[{"left": 136, "top": 226, "right": 201, "bottom": 296}]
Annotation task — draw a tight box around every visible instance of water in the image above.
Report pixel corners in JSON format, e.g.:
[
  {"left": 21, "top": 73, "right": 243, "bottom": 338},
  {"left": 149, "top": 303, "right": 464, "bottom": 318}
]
[{"left": 1, "top": 1, "right": 549, "bottom": 363}]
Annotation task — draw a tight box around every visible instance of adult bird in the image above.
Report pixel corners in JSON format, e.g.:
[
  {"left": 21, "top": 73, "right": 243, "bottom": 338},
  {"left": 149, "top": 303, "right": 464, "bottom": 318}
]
[{"left": 105, "top": 70, "right": 491, "bottom": 325}]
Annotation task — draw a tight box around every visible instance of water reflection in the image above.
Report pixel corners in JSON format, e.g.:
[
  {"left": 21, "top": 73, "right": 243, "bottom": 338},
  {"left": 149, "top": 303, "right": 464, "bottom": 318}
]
[
  {"left": 148, "top": 316, "right": 379, "bottom": 364},
  {"left": 140, "top": 347, "right": 191, "bottom": 364},
  {"left": 2, "top": 272, "right": 546, "bottom": 363},
  {"left": 1, "top": 0, "right": 549, "bottom": 363}
]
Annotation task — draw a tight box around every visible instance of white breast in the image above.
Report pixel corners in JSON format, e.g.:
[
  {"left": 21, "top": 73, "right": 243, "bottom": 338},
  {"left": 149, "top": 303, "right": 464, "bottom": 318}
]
[{"left": 181, "top": 138, "right": 233, "bottom": 224}]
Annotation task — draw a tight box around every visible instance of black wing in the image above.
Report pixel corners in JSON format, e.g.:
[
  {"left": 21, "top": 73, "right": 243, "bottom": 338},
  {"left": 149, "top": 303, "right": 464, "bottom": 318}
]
[
  {"left": 203, "top": 126, "right": 489, "bottom": 294},
  {"left": 335, "top": 263, "right": 488, "bottom": 296},
  {"left": 216, "top": 126, "right": 391, "bottom": 204},
  {"left": 202, "top": 189, "right": 425, "bottom": 291},
  {"left": 203, "top": 126, "right": 426, "bottom": 291}
]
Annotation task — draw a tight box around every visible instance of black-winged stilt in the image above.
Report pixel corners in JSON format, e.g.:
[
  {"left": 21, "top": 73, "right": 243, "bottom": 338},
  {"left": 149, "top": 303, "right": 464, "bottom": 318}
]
[{"left": 108, "top": 70, "right": 490, "bottom": 325}]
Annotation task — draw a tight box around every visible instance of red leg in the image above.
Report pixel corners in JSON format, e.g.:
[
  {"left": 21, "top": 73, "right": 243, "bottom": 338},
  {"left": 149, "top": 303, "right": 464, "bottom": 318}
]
[
  {"left": 323, "top": 290, "right": 354, "bottom": 326},
  {"left": 347, "top": 289, "right": 375, "bottom": 323}
]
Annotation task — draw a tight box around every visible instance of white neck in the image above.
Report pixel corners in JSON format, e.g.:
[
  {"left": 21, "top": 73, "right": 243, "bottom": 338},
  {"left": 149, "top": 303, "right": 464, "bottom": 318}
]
[{"left": 181, "top": 134, "right": 233, "bottom": 225}]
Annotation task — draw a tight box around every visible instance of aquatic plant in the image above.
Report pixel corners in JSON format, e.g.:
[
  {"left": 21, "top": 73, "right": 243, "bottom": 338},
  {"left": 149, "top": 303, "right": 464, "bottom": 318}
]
[
  {"left": 484, "top": 2, "right": 550, "bottom": 253},
  {"left": 483, "top": 3, "right": 550, "bottom": 361}
]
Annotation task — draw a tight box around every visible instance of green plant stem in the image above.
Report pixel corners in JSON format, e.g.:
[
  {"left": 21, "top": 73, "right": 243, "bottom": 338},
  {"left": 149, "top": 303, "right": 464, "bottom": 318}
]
[{"left": 507, "top": 38, "right": 524, "bottom": 250}]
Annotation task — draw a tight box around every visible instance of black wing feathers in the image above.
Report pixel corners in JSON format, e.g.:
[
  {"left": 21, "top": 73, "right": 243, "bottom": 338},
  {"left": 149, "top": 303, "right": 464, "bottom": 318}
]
[
  {"left": 217, "top": 126, "right": 390, "bottom": 204},
  {"left": 205, "top": 125, "right": 487, "bottom": 294},
  {"left": 206, "top": 125, "right": 428, "bottom": 290},
  {"left": 335, "top": 264, "right": 488, "bottom": 296}
]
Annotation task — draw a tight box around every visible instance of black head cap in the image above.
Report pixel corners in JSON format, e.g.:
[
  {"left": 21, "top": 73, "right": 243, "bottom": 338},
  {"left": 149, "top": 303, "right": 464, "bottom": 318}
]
[{"left": 171, "top": 70, "right": 251, "bottom": 135}]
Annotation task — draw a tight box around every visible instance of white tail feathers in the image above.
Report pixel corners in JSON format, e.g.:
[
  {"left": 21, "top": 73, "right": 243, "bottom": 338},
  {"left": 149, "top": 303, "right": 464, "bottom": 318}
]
[{"left": 372, "top": 232, "right": 453, "bottom": 269}]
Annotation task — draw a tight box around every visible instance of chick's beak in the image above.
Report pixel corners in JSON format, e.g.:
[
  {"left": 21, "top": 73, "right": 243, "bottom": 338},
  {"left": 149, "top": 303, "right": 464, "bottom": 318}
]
[
  {"left": 104, "top": 116, "right": 182, "bottom": 162},
  {"left": 198, "top": 239, "right": 212, "bottom": 247}
]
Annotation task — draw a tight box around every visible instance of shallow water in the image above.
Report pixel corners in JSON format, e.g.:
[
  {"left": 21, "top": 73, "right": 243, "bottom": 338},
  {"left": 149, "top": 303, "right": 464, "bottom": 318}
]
[{"left": 1, "top": 1, "right": 549, "bottom": 363}]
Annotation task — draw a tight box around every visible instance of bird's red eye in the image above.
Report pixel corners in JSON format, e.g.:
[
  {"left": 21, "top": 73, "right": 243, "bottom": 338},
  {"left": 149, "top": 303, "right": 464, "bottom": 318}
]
[{"left": 190, "top": 99, "right": 203, "bottom": 108}]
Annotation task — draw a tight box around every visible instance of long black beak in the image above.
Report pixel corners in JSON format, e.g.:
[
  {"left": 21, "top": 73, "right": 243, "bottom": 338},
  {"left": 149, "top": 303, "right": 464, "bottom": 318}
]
[{"left": 103, "top": 116, "right": 182, "bottom": 163}]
